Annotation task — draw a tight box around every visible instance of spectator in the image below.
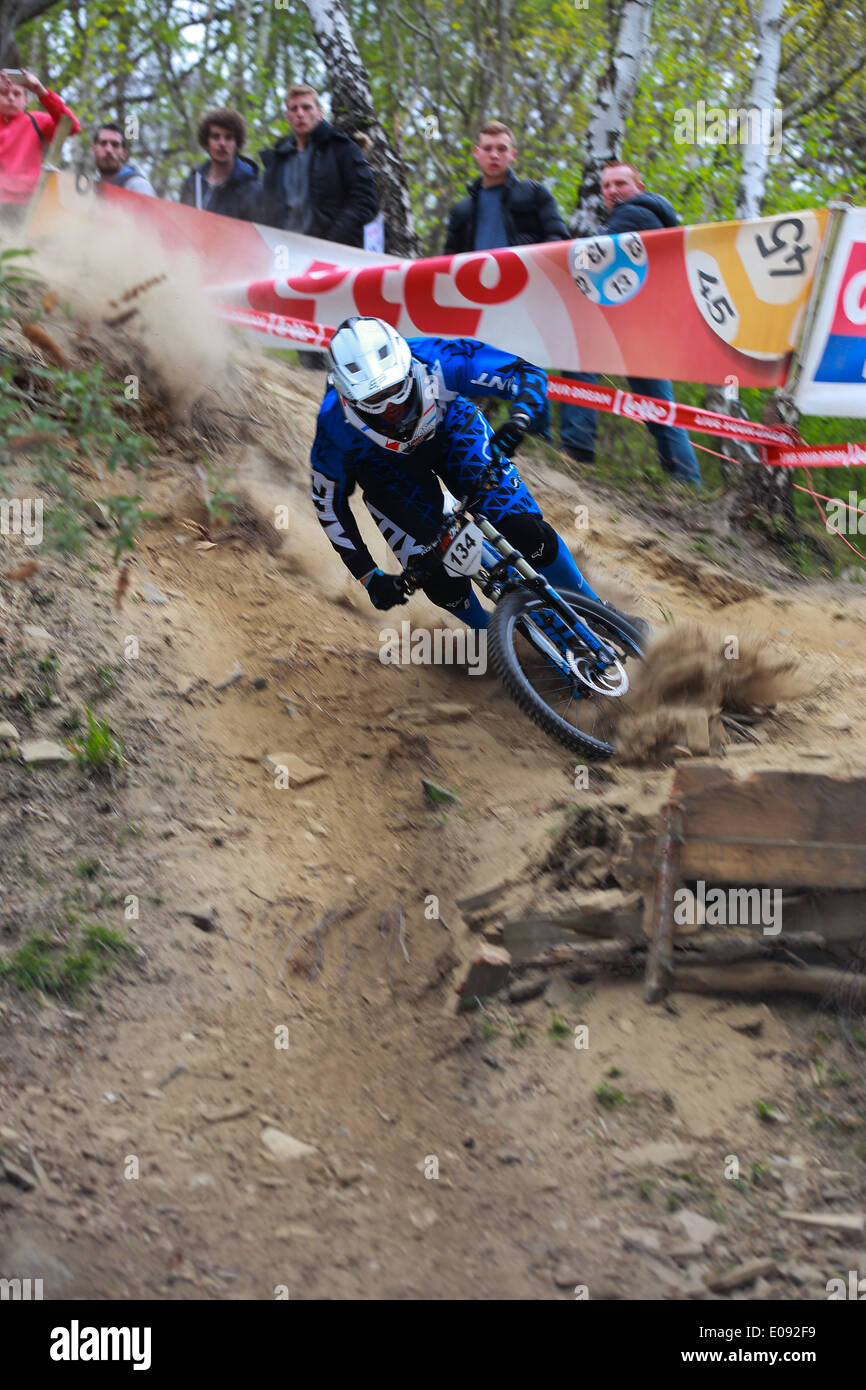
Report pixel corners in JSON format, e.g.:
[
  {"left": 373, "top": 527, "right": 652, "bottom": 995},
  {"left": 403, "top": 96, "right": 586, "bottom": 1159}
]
[
  {"left": 0, "top": 68, "right": 79, "bottom": 214},
  {"left": 259, "top": 84, "right": 377, "bottom": 245},
  {"left": 92, "top": 122, "right": 155, "bottom": 196},
  {"left": 443, "top": 120, "right": 568, "bottom": 254},
  {"left": 561, "top": 160, "right": 702, "bottom": 489},
  {"left": 443, "top": 120, "right": 569, "bottom": 439},
  {"left": 179, "top": 108, "right": 262, "bottom": 221}
]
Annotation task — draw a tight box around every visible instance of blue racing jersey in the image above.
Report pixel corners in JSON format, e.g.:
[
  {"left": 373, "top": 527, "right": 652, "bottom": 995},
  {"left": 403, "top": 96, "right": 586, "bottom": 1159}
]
[{"left": 310, "top": 336, "right": 547, "bottom": 579}]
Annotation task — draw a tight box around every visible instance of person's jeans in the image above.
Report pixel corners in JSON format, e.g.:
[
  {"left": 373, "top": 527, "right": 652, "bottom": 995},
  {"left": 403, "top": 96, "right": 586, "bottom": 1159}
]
[{"left": 561, "top": 372, "right": 702, "bottom": 488}]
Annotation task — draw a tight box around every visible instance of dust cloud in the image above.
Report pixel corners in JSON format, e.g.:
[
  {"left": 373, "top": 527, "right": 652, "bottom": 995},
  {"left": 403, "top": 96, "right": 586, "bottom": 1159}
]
[
  {"left": 618, "top": 620, "right": 816, "bottom": 763},
  {"left": 22, "top": 198, "right": 234, "bottom": 414}
]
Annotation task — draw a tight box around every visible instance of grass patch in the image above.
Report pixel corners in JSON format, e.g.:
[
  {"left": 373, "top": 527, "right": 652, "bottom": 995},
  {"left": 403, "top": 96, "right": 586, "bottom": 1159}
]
[
  {"left": 82, "top": 923, "right": 136, "bottom": 958},
  {"left": 548, "top": 1009, "right": 569, "bottom": 1041},
  {"left": 0, "top": 934, "right": 98, "bottom": 999},
  {"left": 69, "top": 705, "right": 123, "bottom": 772},
  {"left": 0, "top": 923, "right": 135, "bottom": 1000},
  {"left": 594, "top": 1082, "right": 628, "bottom": 1109}
]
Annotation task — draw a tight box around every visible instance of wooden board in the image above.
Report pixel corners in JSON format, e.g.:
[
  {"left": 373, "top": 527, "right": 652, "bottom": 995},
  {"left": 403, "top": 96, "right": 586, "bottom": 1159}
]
[
  {"left": 621, "top": 836, "right": 866, "bottom": 890},
  {"left": 671, "top": 767, "right": 866, "bottom": 845}
]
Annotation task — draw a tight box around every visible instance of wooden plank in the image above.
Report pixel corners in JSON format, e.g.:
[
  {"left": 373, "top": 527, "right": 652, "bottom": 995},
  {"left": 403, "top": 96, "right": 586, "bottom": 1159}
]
[
  {"left": 645, "top": 796, "right": 683, "bottom": 1003},
  {"left": 501, "top": 892, "right": 644, "bottom": 962},
  {"left": 619, "top": 836, "right": 866, "bottom": 890},
  {"left": 777, "top": 892, "right": 866, "bottom": 941},
  {"left": 673, "top": 767, "right": 866, "bottom": 846}
]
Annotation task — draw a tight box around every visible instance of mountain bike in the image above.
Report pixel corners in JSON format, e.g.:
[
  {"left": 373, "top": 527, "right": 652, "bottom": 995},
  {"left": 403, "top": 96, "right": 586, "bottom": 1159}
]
[{"left": 397, "top": 481, "right": 647, "bottom": 760}]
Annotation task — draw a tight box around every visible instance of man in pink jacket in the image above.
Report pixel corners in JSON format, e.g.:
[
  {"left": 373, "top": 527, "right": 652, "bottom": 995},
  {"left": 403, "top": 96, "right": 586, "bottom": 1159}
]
[{"left": 0, "top": 68, "right": 80, "bottom": 210}]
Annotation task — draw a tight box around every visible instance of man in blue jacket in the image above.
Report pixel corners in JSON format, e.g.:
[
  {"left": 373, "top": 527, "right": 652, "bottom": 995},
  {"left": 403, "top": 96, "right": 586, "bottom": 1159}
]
[
  {"left": 443, "top": 121, "right": 569, "bottom": 441},
  {"left": 561, "top": 160, "right": 702, "bottom": 489},
  {"left": 179, "top": 109, "right": 262, "bottom": 221},
  {"left": 443, "top": 121, "right": 568, "bottom": 255},
  {"left": 310, "top": 317, "right": 650, "bottom": 635}
]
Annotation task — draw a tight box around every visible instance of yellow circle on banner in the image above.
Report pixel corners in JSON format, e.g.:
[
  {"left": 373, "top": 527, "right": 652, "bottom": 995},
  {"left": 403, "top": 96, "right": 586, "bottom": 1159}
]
[{"left": 684, "top": 212, "right": 823, "bottom": 359}]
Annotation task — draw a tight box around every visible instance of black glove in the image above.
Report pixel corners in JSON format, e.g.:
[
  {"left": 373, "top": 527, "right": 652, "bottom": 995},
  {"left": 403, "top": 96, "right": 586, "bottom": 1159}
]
[
  {"left": 491, "top": 411, "right": 531, "bottom": 459},
  {"left": 476, "top": 463, "right": 503, "bottom": 492},
  {"left": 362, "top": 568, "right": 409, "bottom": 611}
]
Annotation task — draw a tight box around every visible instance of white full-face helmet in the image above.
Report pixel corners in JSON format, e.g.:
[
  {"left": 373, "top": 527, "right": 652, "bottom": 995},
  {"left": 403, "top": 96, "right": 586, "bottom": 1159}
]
[{"left": 328, "top": 316, "right": 438, "bottom": 453}]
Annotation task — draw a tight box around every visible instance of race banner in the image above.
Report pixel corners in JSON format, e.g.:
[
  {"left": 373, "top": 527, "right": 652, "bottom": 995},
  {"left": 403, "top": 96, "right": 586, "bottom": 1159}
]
[
  {"left": 544, "top": 374, "right": 801, "bottom": 446},
  {"left": 765, "top": 441, "right": 866, "bottom": 468},
  {"left": 794, "top": 207, "right": 866, "bottom": 417},
  {"left": 29, "top": 172, "right": 828, "bottom": 389}
]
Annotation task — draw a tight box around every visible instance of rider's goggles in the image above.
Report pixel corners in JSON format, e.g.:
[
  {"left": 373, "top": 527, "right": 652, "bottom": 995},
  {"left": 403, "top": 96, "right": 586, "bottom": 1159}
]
[{"left": 358, "top": 374, "right": 414, "bottom": 415}]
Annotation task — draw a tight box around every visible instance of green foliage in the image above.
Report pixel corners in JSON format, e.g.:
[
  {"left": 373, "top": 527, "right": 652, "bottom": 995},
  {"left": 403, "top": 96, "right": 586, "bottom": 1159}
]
[
  {"left": 0, "top": 933, "right": 99, "bottom": 998},
  {"left": 547, "top": 1008, "right": 569, "bottom": 1040},
  {"left": 69, "top": 705, "right": 124, "bottom": 772},
  {"left": 594, "top": 1081, "right": 628, "bottom": 1108},
  {"left": 81, "top": 923, "right": 137, "bottom": 958},
  {"left": 200, "top": 460, "right": 239, "bottom": 532},
  {"left": 0, "top": 923, "right": 135, "bottom": 1000},
  {"left": 0, "top": 247, "right": 36, "bottom": 324},
  {"left": 0, "top": 249, "right": 153, "bottom": 568}
]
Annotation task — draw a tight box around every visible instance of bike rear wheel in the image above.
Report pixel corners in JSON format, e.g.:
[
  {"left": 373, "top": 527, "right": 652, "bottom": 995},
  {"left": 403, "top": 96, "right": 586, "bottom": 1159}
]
[{"left": 488, "top": 587, "right": 645, "bottom": 759}]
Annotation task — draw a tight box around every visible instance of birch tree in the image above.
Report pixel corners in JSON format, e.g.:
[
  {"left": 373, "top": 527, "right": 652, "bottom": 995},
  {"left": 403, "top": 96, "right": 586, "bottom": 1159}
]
[
  {"left": 304, "top": 0, "right": 419, "bottom": 256},
  {"left": 570, "top": 0, "right": 655, "bottom": 236},
  {"left": 735, "top": 0, "right": 785, "bottom": 219}
]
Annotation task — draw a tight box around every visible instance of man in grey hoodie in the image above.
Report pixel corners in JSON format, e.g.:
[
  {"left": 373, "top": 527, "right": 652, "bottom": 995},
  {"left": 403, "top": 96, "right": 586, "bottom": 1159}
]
[{"left": 561, "top": 161, "right": 702, "bottom": 488}]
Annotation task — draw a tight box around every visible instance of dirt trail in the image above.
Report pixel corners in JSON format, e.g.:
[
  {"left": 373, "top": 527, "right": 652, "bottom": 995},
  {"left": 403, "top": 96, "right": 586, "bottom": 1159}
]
[{"left": 1, "top": 348, "right": 866, "bottom": 1301}]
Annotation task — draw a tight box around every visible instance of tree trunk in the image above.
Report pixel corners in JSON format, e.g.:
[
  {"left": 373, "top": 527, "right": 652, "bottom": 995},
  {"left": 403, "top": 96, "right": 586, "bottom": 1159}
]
[
  {"left": 0, "top": 0, "right": 63, "bottom": 67},
  {"left": 571, "top": 0, "right": 655, "bottom": 237},
  {"left": 736, "top": 0, "right": 784, "bottom": 220},
  {"left": 304, "top": 0, "right": 419, "bottom": 257},
  {"left": 730, "top": 391, "right": 797, "bottom": 530}
]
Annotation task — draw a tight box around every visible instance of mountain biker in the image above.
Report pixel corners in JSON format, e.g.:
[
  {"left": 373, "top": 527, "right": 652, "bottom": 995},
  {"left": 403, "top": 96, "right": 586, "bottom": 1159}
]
[{"left": 311, "top": 316, "right": 641, "bottom": 633}]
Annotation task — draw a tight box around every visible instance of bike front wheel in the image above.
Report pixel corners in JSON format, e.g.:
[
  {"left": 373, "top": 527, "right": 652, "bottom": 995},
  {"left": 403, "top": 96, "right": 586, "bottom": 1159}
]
[{"left": 487, "top": 587, "right": 646, "bottom": 759}]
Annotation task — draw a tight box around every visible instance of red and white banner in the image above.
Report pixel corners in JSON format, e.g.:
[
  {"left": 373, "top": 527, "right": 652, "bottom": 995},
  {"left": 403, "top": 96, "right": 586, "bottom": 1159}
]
[
  {"left": 31, "top": 172, "right": 828, "bottom": 389},
  {"left": 545, "top": 375, "right": 800, "bottom": 446},
  {"left": 765, "top": 441, "right": 866, "bottom": 469}
]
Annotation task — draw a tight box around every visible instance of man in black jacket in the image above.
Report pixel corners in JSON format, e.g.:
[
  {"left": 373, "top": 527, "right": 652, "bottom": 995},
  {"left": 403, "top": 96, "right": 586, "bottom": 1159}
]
[
  {"left": 179, "top": 108, "right": 262, "bottom": 222},
  {"left": 443, "top": 121, "right": 568, "bottom": 437},
  {"left": 443, "top": 121, "right": 568, "bottom": 254},
  {"left": 561, "top": 160, "right": 702, "bottom": 488},
  {"left": 259, "top": 84, "right": 377, "bottom": 247}
]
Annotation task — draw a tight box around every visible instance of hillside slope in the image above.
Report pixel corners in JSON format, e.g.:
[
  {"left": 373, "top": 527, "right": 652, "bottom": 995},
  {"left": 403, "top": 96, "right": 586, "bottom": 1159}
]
[{"left": 1, "top": 307, "right": 866, "bottom": 1301}]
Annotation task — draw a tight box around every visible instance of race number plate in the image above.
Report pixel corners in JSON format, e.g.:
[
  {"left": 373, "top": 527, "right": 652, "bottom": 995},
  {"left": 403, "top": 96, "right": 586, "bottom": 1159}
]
[{"left": 442, "top": 521, "right": 485, "bottom": 577}]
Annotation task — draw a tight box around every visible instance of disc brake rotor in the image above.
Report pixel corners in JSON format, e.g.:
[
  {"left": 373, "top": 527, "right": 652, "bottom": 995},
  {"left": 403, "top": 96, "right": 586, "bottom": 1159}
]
[{"left": 566, "top": 650, "right": 630, "bottom": 696}]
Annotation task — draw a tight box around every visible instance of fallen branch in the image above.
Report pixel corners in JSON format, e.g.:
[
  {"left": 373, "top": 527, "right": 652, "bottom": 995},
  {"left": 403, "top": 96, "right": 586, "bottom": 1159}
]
[
  {"left": 280, "top": 903, "right": 362, "bottom": 983},
  {"left": 511, "top": 938, "right": 635, "bottom": 973},
  {"left": 673, "top": 960, "right": 866, "bottom": 1005}
]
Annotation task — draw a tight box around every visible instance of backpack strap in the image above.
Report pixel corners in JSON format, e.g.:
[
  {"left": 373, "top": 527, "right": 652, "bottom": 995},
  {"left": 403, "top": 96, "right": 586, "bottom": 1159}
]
[{"left": 27, "top": 111, "right": 47, "bottom": 147}]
